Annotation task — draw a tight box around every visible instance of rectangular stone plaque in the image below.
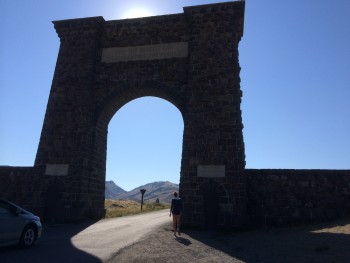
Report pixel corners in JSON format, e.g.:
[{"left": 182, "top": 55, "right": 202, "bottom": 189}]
[
  {"left": 220, "top": 204, "right": 233, "bottom": 212},
  {"left": 197, "top": 165, "right": 225, "bottom": 178},
  {"left": 101, "top": 42, "right": 188, "bottom": 62},
  {"left": 45, "top": 164, "right": 69, "bottom": 176}
]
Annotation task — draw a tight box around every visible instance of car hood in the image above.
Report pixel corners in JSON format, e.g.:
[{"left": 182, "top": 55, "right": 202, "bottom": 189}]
[
  {"left": 17, "top": 207, "right": 41, "bottom": 221},
  {"left": 21, "top": 211, "right": 40, "bottom": 221}
]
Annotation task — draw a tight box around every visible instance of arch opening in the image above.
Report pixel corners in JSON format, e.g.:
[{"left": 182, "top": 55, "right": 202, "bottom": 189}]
[{"left": 104, "top": 96, "right": 184, "bottom": 205}]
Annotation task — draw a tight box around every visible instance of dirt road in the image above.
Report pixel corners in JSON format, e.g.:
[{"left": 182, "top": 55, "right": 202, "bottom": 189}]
[
  {"left": 0, "top": 210, "right": 170, "bottom": 263},
  {"left": 71, "top": 209, "right": 170, "bottom": 261}
]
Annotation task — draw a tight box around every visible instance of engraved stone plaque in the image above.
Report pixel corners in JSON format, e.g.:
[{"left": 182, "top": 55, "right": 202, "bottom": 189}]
[
  {"left": 45, "top": 164, "right": 69, "bottom": 176},
  {"left": 220, "top": 204, "right": 233, "bottom": 212},
  {"left": 101, "top": 42, "right": 188, "bottom": 62},
  {"left": 197, "top": 165, "right": 225, "bottom": 178}
]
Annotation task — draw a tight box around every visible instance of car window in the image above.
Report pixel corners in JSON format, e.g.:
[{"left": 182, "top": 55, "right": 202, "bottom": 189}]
[
  {"left": 0, "top": 202, "right": 16, "bottom": 215},
  {"left": 0, "top": 205, "right": 12, "bottom": 215}
]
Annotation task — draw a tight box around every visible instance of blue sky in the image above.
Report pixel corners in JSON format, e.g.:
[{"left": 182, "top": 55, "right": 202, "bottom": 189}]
[{"left": 1, "top": 0, "right": 349, "bottom": 191}]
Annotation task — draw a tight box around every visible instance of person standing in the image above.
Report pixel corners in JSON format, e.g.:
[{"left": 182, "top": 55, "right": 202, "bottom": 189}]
[{"left": 170, "top": 191, "right": 183, "bottom": 236}]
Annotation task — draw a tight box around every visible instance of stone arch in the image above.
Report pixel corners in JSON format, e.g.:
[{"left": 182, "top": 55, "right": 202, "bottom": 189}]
[
  {"left": 91, "top": 80, "right": 186, "bottom": 194},
  {"left": 96, "top": 80, "right": 186, "bottom": 129},
  {"left": 30, "top": 1, "right": 246, "bottom": 227}
]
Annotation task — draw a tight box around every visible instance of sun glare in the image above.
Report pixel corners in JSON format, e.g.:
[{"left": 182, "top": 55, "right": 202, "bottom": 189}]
[{"left": 123, "top": 8, "right": 152, "bottom": 19}]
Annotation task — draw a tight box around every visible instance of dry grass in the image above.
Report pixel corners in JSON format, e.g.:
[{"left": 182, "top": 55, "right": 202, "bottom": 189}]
[{"left": 105, "top": 199, "right": 170, "bottom": 218}]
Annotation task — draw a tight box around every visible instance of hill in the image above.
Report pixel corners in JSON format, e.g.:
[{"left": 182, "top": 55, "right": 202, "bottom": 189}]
[
  {"left": 105, "top": 181, "right": 178, "bottom": 204},
  {"left": 105, "top": 180, "right": 127, "bottom": 199}
]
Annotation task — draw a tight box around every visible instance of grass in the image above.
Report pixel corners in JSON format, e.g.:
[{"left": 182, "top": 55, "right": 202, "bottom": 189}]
[{"left": 105, "top": 199, "right": 170, "bottom": 218}]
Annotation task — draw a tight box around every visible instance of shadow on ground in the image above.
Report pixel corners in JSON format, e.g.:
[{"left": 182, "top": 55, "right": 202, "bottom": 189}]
[
  {"left": 185, "top": 219, "right": 350, "bottom": 263},
  {"left": 0, "top": 221, "right": 101, "bottom": 263}
]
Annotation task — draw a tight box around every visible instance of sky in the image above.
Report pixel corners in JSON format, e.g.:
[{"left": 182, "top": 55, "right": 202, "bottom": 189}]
[{"left": 0, "top": 0, "right": 349, "bottom": 191}]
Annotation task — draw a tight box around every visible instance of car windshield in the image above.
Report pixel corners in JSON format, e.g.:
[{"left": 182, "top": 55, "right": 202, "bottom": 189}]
[
  {"left": 0, "top": 201, "right": 17, "bottom": 214},
  {"left": 1, "top": 200, "right": 32, "bottom": 216}
]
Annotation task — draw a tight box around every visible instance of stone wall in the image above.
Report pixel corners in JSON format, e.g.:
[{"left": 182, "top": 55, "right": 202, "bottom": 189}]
[
  {"left": 246, "top": 169, "right": 350, "bottom": 227},
  {"left": 0, "top": 166, "right": 92, "bottom": 223},
  {"left": 0, "top": 166, "right": 36, "bottom": 205},
  {"left": 0, "top": 166, "right": 43, "bottom": 216},
  {"left": 180, "top": 174, "right": 248, "bottom": 229},
  {"left": 2, "top": 167, "right": 350, "bottom": 227}
]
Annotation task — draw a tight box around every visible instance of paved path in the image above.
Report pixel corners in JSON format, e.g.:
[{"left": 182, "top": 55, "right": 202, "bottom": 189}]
[
  {"left": 71, "top": 209, "right": 170, "bottom": 261},
  {"left": 0, "top": 210, "right": 170, "bottom": 263}
]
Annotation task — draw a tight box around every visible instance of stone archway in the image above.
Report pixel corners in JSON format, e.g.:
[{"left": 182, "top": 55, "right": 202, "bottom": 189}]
[
  {"left": 91, "top": 81, "right": 186, "bottom": 215},
  {"left": 33, "top": 1, "right": 247, "bottom": 228}
]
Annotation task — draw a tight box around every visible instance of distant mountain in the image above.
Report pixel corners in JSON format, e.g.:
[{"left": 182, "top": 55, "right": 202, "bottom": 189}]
[
  {"left": 105, "top": 181, "right": 179, "bottom": 204},
  {"left": 105, "top": 180, "right": 127, "bottom": 199}
]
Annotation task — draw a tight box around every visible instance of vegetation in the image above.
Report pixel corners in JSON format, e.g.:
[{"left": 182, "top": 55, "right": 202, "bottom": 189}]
[{"left": 105, "top": 199, "right": 170, "bottom": 218}]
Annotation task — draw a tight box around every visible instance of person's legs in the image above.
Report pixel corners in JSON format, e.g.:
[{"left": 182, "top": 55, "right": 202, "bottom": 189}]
[
  {"left": 176, "top": 215, "right": 181, "bottom": 235},
  {"left": 172, "top": 214, "right": 177, "bottom": 235}
]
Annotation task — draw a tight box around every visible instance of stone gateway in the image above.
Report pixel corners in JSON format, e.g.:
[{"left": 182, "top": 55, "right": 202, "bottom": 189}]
[
  {"left": 36, "top": 1, "right": 247, "bottom": 227},
  {"left": 1, "top": 1, "right": 350, "bottom": 229}
]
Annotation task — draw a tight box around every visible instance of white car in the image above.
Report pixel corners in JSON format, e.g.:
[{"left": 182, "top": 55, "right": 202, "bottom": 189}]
[{"left": 0, "top": 199, "right": 42, "bottom": 248}]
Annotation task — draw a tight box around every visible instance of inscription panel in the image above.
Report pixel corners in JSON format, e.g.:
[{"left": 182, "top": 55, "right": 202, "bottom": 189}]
[
  {"left": 220, "top": 204, "right": 233, "bottom": 212},
  {"left": 101, "top": 42, "right": 188, "bottom": 62},
  {"left": 197, "top": 165, "right": 225, "bottom": 178},
  {"left": 45, "top": 164, "right": 69, "bottom": 176}
]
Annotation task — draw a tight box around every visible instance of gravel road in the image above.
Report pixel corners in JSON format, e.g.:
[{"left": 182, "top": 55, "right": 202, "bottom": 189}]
[
  {"left": 0, "top": 210, "right": 170, "bottom": 263},
  {"left": 71, "top": 209, "right": 170, "bottom": 261}
]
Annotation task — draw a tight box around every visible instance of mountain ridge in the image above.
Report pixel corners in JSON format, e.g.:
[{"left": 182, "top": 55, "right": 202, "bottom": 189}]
[{"left": 105, "top": 180, "right": 179, "bottom": 204}]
